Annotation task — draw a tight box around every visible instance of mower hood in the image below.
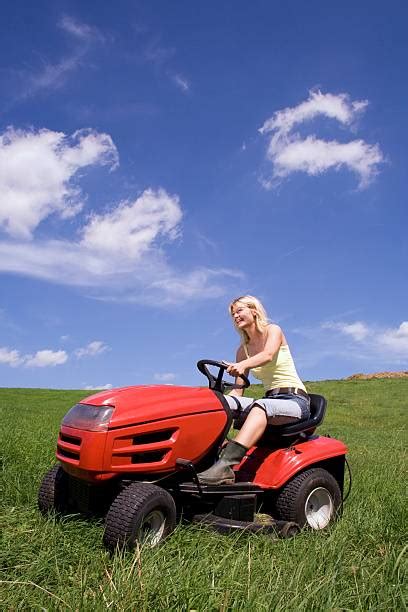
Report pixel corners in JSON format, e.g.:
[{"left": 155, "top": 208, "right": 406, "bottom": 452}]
[{"left": 80, "top": 385, "right": 223, "bottom": 429}]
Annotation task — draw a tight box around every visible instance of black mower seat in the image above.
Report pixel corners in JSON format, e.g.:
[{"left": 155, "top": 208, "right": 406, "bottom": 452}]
[
  {"left": 234, "top": 393, "right": 327, "bottom": 437},
  {"left": 268, "top": 393, "right": 326, "bottom": 436}
]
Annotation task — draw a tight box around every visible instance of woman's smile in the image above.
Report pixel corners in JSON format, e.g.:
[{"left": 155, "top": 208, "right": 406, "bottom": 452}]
[
  {"left": 236, "top": 317, "right": 248, "bottom": 326},
  {"left": 232, "top": 306, "right": 254, "bottom": 329}
]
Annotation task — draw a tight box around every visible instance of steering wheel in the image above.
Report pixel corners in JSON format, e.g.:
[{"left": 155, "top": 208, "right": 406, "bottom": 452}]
[{"left": 196, "top": 359, "right": 250, "bottom": 393}]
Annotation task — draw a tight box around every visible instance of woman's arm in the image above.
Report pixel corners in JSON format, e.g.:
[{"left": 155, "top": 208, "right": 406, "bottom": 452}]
[
  {"left": 226, "top": 345, "right": 248, "bottom": 397},
  {"left": 226, "top": 324, "right": 282, "bottom": 378}
]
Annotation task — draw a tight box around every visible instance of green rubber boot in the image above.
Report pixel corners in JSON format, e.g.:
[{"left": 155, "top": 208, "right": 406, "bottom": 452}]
[{"left": 197, "top": 440, "right": 248, "bottom": 485}]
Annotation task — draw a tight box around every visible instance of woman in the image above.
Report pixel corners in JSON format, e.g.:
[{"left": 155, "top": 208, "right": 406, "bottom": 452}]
[{"left": 198, "top": 295, "right": 310, "bottom": 485}]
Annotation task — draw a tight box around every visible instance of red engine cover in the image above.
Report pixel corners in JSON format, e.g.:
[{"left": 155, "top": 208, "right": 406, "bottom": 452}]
[
  {"left": 83, "top": 385, "right": 222, "bottom": 427},
  {"left": 58, "top": 386, "right": 228, "bottom": 480}
]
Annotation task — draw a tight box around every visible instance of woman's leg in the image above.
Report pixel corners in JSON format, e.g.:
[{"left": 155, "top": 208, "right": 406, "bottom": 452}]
[
  {"left": 197, "top": 395, "right": 308, "bottom": 485},
  {"left": 233, "top": 394, "right": 309, "bottom": 448},
  {"left": 197, "top": 439, "right": 248, "bottom": 485},
  {"left": 197, "top": 401, "right": 266, "bottom": 485},
  {"left": 234, "top": 406, "right": 267, "bottom": 448}
]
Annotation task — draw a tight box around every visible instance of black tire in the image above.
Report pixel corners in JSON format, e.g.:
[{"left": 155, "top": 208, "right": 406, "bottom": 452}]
[
  {"left": 103, "top": 482, "right": 176, "bottom": 551},
  {"left": 275, "top": 468, "right": 341, "bottom": 530},
  {"left": 38, "top": 465, "right": 70, "bottom": 515}
]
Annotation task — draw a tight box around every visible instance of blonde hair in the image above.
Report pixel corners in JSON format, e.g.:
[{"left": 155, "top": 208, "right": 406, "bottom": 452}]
[{"left": 229, "top": 295, "right": 270, "bottom": 343}]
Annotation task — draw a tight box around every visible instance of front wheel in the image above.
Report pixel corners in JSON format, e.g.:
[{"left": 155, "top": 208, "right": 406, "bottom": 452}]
[
  {"left": 103, "top": 482, "right": 176, "bottom": 551},
  {"left": 38, "top": 464, "right": 70, "bottom": 515},
  {"left": 275, "top": 468, "right": 341, "bottom": 530}
]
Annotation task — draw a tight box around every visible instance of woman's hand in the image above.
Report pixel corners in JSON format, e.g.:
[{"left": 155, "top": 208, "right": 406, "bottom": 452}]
[{"left": 224, "top": 361, "right": 248, "bottom": 378}]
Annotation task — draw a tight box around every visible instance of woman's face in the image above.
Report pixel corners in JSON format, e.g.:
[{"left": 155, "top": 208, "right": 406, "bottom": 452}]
[{"left": 231, "top": 302, "right": 256, "bottom": 330}]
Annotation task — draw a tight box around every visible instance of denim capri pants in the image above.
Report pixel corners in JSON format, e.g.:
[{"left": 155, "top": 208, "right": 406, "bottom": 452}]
[{"left": 225, "top": 393, "right": 310, "bottom": 425}]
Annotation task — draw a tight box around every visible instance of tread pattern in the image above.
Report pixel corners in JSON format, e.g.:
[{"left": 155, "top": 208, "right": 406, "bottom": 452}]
[
  {"left": 275, "top": 467, "right": 341, "bottom": 528},
  {"left": 103, "top": 482, "right": 176, "bottom": 551},
  {"left": 38, "top": 465, "right": 69, "bottom": 514}
]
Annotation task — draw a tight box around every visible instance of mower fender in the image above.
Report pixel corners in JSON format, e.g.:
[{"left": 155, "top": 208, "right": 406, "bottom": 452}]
[{"left": 236, "top": 436, "right": 348, "bottom": 489}]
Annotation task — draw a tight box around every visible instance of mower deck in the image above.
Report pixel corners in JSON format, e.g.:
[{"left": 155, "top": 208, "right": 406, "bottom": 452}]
[{"left": 192, "top": 513, "right": 300, "bottom": 538}]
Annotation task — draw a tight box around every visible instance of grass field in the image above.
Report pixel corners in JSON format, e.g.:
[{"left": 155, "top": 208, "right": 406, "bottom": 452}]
[{"left": 0, "top": 380, "right": 407, "bottom": 611}]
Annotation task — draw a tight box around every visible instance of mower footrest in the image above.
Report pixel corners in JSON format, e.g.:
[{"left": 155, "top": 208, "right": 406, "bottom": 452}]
[{"left": 178, "top": 481, "right": 263, "bottom": 495}]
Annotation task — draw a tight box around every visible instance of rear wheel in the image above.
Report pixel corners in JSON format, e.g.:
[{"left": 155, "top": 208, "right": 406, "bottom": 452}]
[
  {"left": 275, "top": 468, "right": 341, "bottom": 530},
  {"left": 103, "top": 482, "right": 176, "bottom": 551},
  {"left": 38, "top": 465, "right": 70, "bottom": 515}
]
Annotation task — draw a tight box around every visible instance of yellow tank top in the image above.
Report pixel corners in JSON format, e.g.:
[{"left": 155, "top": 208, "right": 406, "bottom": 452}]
[{"left": 243, "top": 343, "right": 306, "bottom": 392}]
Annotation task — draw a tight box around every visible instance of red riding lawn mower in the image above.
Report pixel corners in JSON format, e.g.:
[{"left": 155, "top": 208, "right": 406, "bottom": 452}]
[{"left": 38, "top": 360, "right": 350, "bottom": 549}]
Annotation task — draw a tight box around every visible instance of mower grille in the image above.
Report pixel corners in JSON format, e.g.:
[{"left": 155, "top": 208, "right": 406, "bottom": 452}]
[
  {"left": 58, "top": 447, "right": 80, "bottom": 461},
  {"left": 59, "top": 432, "right": 81, "bottom": 446},
  {"left": 131, "top": 449, "right": 169, "bottom": 464},
  {"left": 57, "top": 430, "right": 81, "bottom": 463},
  {"left": 132, "top": 428, "right": 176, "bottom": 445}
]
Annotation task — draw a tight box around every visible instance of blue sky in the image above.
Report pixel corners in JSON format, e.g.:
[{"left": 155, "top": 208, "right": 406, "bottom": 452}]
[{"left": 0, "top": 0, "right": 407, "bottom": 390}]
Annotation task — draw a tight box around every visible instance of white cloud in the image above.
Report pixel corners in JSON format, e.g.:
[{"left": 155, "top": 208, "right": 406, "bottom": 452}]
[
  {"left": 0, "top": 345, "right": 68, "bottom": 368},
  {"left": 59, "top": 15, "right": 105, "bottom": 43},
  {"left": 25, "top": 349, "right": 68, "bottom": 368},
  {"left": 75, "top": 340, "right": 109, "bottom": 358},
  {"left": 0, "top": 346, "right": 24, "bottom": 367},
  {"left": 260, "top": 90, "right": 367, "bottom": 136},
  {"left": 81, "top": 188, "right": 181, "bottom": 258},
  {"left": 11, "top": 16, "right": 105, "bottom": 100},
  {"left": 270, "top": 136, "right": 383, "bottom": 188},
  {"left": 259, "top": 90, "right": 383, "bottom": 188},
  {"left": 321, "top": 320, "right": 408, "bottom": 360},
  {"left": 138, "top": 32, "right": 189, "bottom": 94},
  {"left": 146, "top": 268, "right": 242, "bottom": 302},
  {"left": 83, "top": 383, "right": 113, "bottom": 390},
  {"left": 0, "top": 127, "right": 118, "bottom": 239},
  {"left": 322, "top": 321, "right": 370, "bottom": 342},
  {"left": 0, "top": 124, "right": 242, "bottom": 304},
  {"left": 0, "top": 189, "right": 180, "bottom": 284},
  {"left": 27, "top": 55, "right": 84, "bottom": 94},
  {"left": 0, "top": 178, "right": 241, "bottom": 304},
  {"left": 154, "top": 372, "right": 176, "bottom": 382},
  {"left": 171, "top": 73, "right": 190, "bottom": 93},
  {"left": 379, "top": 322, "right": 408, "bottom": 355}
]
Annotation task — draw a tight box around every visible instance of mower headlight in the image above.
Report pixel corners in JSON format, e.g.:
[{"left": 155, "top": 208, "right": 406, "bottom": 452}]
[{"left": 62, "top": 404, "right": 115, "bottom": 432}]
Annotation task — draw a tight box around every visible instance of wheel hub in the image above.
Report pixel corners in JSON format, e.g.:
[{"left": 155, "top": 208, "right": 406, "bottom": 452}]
[
  {"left": 139, "top": 510, "right": 166, "bottom": 546},
  {"left": 304, "top": 487, "right": 333, "bottom": 529}
]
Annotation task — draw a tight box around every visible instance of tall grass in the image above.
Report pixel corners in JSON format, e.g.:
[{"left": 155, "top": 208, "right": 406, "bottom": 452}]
[{"left": 0, "top": 381, "right": 407, "bottom": 610}]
